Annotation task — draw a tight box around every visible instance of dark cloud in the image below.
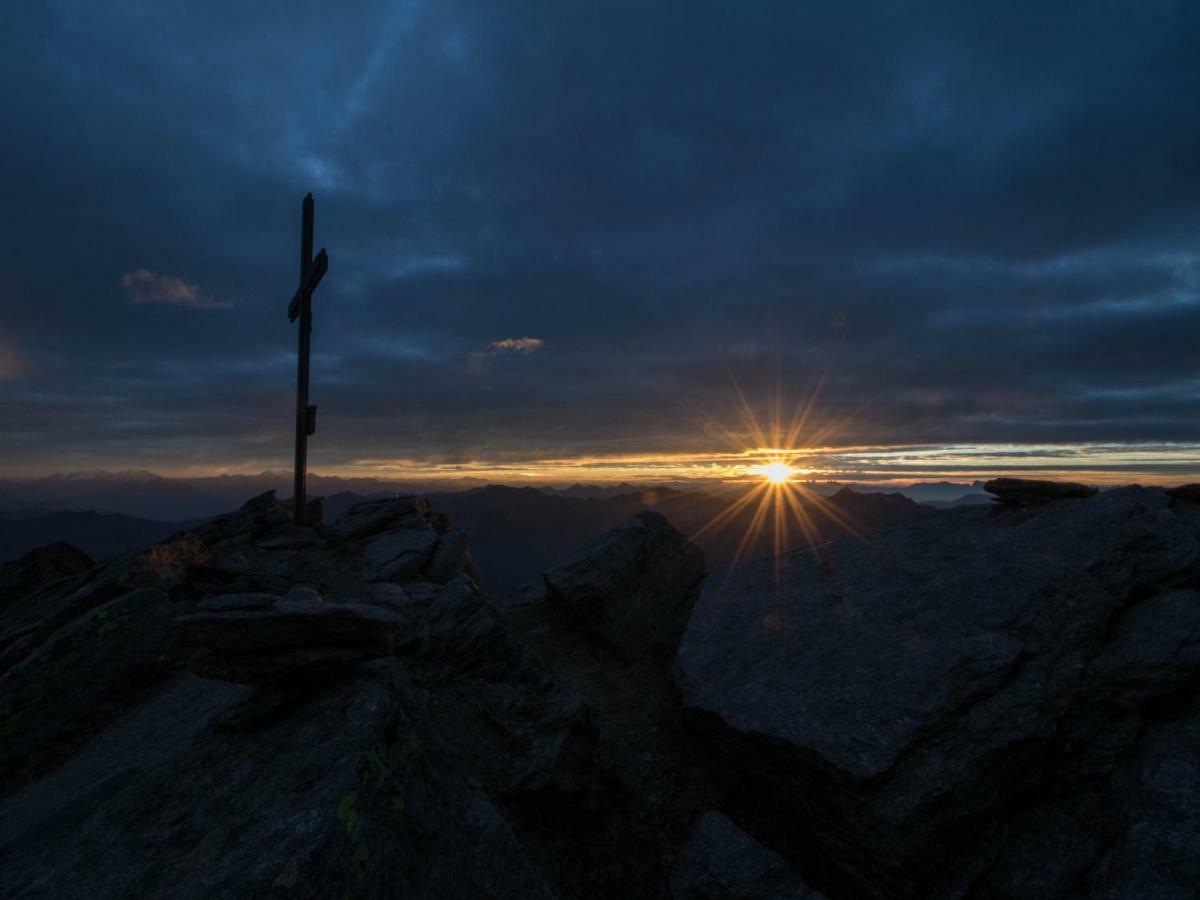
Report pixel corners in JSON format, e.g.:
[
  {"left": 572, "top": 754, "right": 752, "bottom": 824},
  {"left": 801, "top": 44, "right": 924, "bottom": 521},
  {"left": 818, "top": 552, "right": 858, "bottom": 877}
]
[{"left": 1, "top": 0, "right": 1198, "bottom": 475}]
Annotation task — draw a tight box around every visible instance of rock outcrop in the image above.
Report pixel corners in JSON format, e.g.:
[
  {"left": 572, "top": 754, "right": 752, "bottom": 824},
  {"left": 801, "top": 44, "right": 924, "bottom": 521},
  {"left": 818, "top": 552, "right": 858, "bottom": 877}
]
[
  {"left": 671, "top": 811, "right": 828, "bottom": 899},
  {"left": 984, "top": 476, "right": 1099, "bottom": 504},
  {"left": 178, "top": 596, "right": 405, "bottom": 683},
  {"left": 0, "top": 496, "right": 695, "bottom": 898},
  {"left": 4, "top": 484, "right": 1200, "bottom": 898},
  {"left": 678, "top": 486, "right": 1200, "bottom": 898},
  {"left": 543, "top": 510, "right": 705, "bottom": 660},
  {"left": 1167, "top": 482, "right": 1200, "bottom": 502},
  {"left": 0, "top": 542, "right": 94, "bottom": 602}
]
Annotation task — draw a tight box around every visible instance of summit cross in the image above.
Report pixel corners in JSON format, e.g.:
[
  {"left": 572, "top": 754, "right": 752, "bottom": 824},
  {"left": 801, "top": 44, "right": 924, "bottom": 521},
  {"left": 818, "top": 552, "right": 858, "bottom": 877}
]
[{"left": 288, "top": 192, "right": 329, "bottom": 525}]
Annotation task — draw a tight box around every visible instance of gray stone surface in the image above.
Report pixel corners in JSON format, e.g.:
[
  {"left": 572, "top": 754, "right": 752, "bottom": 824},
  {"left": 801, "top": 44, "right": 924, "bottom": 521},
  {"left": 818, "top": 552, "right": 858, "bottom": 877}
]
[
  {"left": 178, "top": 598, "right": 403, "bottom": 683},
  {"left": 544, "top": 510, "right": 705, "bottom": 659},
  {"left": 678, "top": 486, "right": 1200, "bottom": 898},
  {"left": 0, "top": 588, "right": 180, "bottom": 795},
  {"left": 671, "top": 811, "right": 827, "bottom": 899},
  {"left": 196, "top": 591, "right": 278, "bottom": 612},
  {"left": 363, "top": 527, "right": 439, "bottom": 581},
  {"left": 6, "top": 482, "right": 1197, "bottom": 898}
]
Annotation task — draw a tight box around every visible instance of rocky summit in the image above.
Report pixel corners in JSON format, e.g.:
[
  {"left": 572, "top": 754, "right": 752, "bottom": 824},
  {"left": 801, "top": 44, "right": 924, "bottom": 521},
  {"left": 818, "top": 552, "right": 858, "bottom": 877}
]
[
  {"left": 679, "top": 485, "right": 1200, "bottom": 898},
  {"left": 0, "top": 484, "right": 1198, "bottom": 898}
]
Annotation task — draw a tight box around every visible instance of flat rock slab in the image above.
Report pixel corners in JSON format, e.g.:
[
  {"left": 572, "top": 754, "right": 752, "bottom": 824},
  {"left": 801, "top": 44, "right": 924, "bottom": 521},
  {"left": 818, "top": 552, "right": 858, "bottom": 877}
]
[
  {"left": 335, "top": 496, "right": 430, "bottom": 539},
  {"left": 364, "top": 528, "right": 439, "bottom": 581},
  {"left": 984, "top": 477, "right": 1098, "bottom": 504},
  {"left": 196, "top": 592, "right": 278, "bottom": 612},
  {"left": 178, "top": 599, "right": 403, "bottom": 683}
]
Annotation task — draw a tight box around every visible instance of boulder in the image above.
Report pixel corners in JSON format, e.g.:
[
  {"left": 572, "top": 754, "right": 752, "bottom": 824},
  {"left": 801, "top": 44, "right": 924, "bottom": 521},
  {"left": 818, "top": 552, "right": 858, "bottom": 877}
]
[
  {"left": 543, "top": 511, "right": 705, "bottom": 660},
  {"left": 422, "top": 530, "right": 479, "bottom": 584},
  {"left": 257, "top": 526, "right": 325, "bottom": 549},
  {"left": 177, "top": 598, "right": 403, "bottom": 684},
  {"left": 671, "top": 811, "right": 828, "bottom": 899},
  {"left": 677, "top": 486, "right": 1200, "bottom": 898},
  {"left": 364, "top": 528, "right": 439, "bottom": 581},
  {"left": 334, "top": 495, "right": 429, "bottom": 539},
  {"left": 196, "top": 591, "right": 278, "bottom": 612},
  {"left": 984, "top": 477, "right": 1098, "bottom": 504},
  {"left": 1167, "top": 483, "right": 1200, "bottom": 502},
  {"left": 0, "top": 543, "right": 95, "bottom": 617},
  {"left": 282, "top": 584, "right": 322, "bottom": 604}
]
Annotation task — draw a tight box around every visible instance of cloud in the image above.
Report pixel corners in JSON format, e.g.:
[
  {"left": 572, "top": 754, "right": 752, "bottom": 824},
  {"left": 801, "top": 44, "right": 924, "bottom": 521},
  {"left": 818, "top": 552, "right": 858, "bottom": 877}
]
[
  {"left": 121, "top": 269, "right": 231, "bottom": 310},
  {"left": 0, "top": 341, "right": 25, "bottom": 380},
  {"left": 3, "top": 3, "right": 1200, "bottom": 473},
  {"left": 487, "top": 337, "right": 544, "bottom": 355}
]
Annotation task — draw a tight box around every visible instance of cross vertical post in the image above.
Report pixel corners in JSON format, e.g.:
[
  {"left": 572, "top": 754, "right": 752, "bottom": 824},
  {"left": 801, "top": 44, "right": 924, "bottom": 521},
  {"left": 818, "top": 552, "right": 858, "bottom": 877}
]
[{"left": 289, "top": 192, "right": 328, "bottom": 525}]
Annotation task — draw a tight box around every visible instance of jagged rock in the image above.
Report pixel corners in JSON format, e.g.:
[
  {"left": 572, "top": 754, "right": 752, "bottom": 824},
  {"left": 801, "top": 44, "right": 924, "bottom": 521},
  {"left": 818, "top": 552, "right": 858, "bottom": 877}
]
[
  {"left": 282, "top": 584, "right": 322, "bottom": 604},
  {"left": 257, "top": 525, "right": 325, "bottom": 549},
  {"left": 677, "top": 486, "right": 1200, "bottom": 898},
  {"left": 422, "top": 576, "right": 529, "bottom": 682},
  {"left": 364, "top": 527, "right": 439, "bottom": 581},
  {"left": 671, "top": 811, "right": 828, "bottom": 899},
  {"left": 0, "top": 534, "right": 212, "bottom": 676},
  {"left": 0, "top": 588, "right": 180, "bottom": 795},
  {"left": 192, "top": 490, "right": 291, "bottom": 547},
  {"left": 0, "top": 543, "right": 94, "bottom": 606},
  {"left": 984, "top": 476, "right": 1098, "bottom": 504},
  {"left": 305, "top": 495, "right": 325, "bottom": 525},
  {"left": 0, "top": 491, "right": 571, "bottom": 899},
  {"left": 543, "top": 510, "right": 705, "bottom": 659},
  {"left": 423, "top": 530, "right": 478, "bottom": 584},
  {"left": 0, "top": 670, "right": 557, "bottom": 899},
  {"left": 1167, "top": 483, "right": 1200, "bottom": 502},
  {"left": 335, "top": 495, "right": 429, "bottom": 539},
  {"left": 363, "top": 582, "right": 410, "bottom": 611},
  {"left": 196, "top": 591, "right": 278, "bottom": 612},
  {"left": 178, "top": 598, "right": 403, "bottom": 684},
  {"left": 504, "top": 691, "right": 593, "bottom": 800}
]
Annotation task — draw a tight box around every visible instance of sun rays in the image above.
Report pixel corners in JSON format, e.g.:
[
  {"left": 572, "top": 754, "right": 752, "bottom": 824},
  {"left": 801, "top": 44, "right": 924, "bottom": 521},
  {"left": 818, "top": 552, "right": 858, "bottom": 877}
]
[{"left": 688, "top": 375, "right": 866, "bottom": 574}]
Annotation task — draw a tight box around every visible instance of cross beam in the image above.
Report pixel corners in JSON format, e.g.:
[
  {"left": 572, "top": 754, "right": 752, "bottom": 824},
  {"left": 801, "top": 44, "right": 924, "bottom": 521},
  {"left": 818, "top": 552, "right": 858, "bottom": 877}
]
[
  {"left": 288, "top": 250, "right": 327, "bottom": 321},
  {"left": 289, "top": 193, "right": 329, "bottom": 525}
]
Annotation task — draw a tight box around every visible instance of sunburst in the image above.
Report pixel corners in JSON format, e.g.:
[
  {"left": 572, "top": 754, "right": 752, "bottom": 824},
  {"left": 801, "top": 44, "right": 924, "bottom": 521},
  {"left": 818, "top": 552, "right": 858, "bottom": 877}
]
[{"left": 689, "top": 373, "right": 866, "bottom": 575}]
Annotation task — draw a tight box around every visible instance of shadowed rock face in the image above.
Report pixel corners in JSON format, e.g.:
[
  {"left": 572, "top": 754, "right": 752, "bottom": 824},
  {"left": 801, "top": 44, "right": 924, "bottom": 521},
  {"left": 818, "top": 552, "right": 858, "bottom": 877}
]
[
  {"left": 543, "top": 510, "right": 706, "bottom": 661},
  {"left": 671, "top": 811, "right": 828, "bottom": 899},
  {"left": 0, "top": 543, "right": 94, "bottom": 598},
  {"left": 0, "top": 496, "right": 699, "bottom": 898},
  {"left": 3, "top": 486, "right": 1200, "bottom": 898},
  {"left": 178, "top": 598, "right": 404, "bottom": 683},
  {"left": 678, "top": 486, "right": 1200, "bottom": 898}
]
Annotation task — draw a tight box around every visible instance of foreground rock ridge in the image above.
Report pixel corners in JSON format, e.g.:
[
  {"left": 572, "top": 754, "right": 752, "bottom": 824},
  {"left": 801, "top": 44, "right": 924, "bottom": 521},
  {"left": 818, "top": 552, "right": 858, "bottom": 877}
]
[
  {"left": 679, "top": 485, "right": 1200, "bottom": 898},
  {"left": 0, "top": 483, "right": 1197, "bottom": 898}
]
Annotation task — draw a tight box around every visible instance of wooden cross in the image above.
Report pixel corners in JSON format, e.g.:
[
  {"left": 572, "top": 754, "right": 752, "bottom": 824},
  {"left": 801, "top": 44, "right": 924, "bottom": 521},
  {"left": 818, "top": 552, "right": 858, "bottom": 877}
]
[{"left": 288, "top": 193, "right": 328, "bottom": 525}]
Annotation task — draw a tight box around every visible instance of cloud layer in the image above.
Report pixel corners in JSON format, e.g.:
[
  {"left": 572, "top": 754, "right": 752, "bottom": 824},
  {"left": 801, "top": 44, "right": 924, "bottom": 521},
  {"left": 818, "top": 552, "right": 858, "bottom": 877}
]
[{"left": 1, "top": 1, "right": 1198, "bottom": 476}]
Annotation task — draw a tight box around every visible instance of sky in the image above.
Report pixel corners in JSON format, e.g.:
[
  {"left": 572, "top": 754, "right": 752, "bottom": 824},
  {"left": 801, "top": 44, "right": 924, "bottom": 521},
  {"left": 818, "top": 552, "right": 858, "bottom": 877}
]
[{"left": 1, "top": 1, "right": 1199, "bottom": 484}]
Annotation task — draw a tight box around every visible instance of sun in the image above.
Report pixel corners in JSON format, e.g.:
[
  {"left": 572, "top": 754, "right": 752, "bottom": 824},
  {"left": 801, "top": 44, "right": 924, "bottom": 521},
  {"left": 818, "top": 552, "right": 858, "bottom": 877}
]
[{"left": 751, "top": 461, "right": 797, "bottom": 485}]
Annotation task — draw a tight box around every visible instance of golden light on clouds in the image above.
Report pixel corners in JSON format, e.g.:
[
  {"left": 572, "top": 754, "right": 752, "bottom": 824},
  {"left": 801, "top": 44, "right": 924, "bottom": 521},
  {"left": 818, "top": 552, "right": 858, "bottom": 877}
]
[{"left": 488, "top": 337, "right": 544, "bottom": 354}]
